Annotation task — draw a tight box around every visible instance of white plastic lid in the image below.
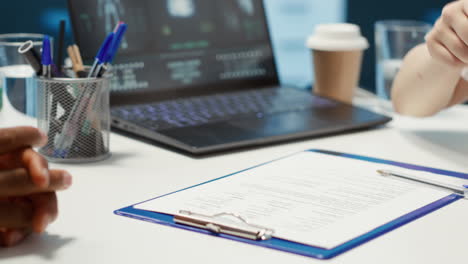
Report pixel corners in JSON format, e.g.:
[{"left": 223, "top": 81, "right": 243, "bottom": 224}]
[{"left": 307, "top": 23, "right": 369, "bottom": 51}]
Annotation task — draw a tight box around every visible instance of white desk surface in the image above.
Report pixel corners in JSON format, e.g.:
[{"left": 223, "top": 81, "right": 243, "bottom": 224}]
[{"left": 1, "top": 97, "right": 468, "bottom": 264}]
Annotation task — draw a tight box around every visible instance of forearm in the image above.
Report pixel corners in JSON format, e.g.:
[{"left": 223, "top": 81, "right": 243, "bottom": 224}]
[{"left": 391, "top": 44, "right": 463, "bottom": 117}]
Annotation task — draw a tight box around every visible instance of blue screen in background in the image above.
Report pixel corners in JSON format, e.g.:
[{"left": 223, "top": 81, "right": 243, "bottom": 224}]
[{"left": 0, "top": 1, "right": 72, "bottom": 54}]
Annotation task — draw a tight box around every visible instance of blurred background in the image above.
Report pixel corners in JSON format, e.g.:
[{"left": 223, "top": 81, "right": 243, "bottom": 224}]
[{"left": 0, "top": 0, "right": 448, "bottom": 92}]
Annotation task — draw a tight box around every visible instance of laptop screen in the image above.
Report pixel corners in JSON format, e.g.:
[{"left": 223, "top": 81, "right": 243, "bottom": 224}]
[{"left": 68, "top": 0, "right": 279, "bottom": 95}]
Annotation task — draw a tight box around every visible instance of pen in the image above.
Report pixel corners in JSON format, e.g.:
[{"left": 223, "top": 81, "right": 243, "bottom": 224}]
[
  {"left": 377, "top": 170, "right": 468, "bottom": 197},
  {"left": 54, "top": 87, "right": 95, "bottom": 158},
  {"left": 88, "top": 32, "right": 115, "bottom": 78},
  {"left": 57, "top": 20, "right": 66, "bottom": 75},
  {"left": 40, "top": 35, "right": 59, "bottom": 147},
  {"left": 67, "top": 44, "right": 87, "bottom": 78},
  {"left": 41, "top": 36, "right": 53, "bottom": 78},
  {"left": 18, "top": 40, "right": 42, "bottom": 76},
  {"left": 97, "top": 22, "right": 128, "bottom": 78},
  {"left": 107, "top": 22, "right": 127, "bottom": 63}
]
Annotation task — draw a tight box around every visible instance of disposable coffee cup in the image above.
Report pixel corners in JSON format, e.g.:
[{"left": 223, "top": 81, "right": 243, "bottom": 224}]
[{"left": 307, "top": 24, "right": 369, "bottom": 103}]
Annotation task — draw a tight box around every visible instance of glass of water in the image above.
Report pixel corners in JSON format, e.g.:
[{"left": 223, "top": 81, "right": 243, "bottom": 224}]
[
  {"left": 0, "top": 33, "right": 50, "bottom": 115},
  {"left": 375, "top": 20, "right": 431, "bottom": 103}
]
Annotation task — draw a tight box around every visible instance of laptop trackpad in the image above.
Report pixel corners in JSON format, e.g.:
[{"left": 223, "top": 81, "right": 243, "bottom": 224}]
[
  {"left": 227, "top": 111, "right": 345, "bottom": 137},
  {"left": 161, "top": 111, "right": 347, "bottom": 148}
]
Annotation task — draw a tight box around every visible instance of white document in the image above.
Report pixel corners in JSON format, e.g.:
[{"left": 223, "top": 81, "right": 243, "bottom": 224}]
[{"left": 135, "top": 151, "right": 454, "bottom": 249}]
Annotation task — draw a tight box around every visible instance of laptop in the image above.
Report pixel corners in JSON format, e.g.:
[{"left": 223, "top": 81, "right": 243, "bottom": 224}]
[{"left": 68, "top": 0, "right": 391, "bottom": 155}]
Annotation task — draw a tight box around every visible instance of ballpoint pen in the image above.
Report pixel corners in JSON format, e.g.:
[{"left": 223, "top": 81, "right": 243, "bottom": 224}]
[
  {"left": 377, "top": 170, "right": 468, "bottom": 197},
  {"left": 88, "top": 22, "right": 127, "bottom": 138},
  {"left": 96, "top": 22, "right": 128, "bottom": 78},
  {"left": 88, "top": 32, "right": 115, "bottom": 78},
  {"left": 38, "top": 36, "right": 76, "bottom": 109},
  {"left": 107, "top": 22, "right": 128, "bottom": 63},
  {"left": 40, "top": 35, "right": 58, "bottom": 149},
  {"left": 41, "top": 36, "right": 53, "bottom": 78},
  {"left": 53, "top": 85, "right": 99, "bottom": 158},
  {"left": 87, "top": 23, "right": 127, "bottom": 153}
]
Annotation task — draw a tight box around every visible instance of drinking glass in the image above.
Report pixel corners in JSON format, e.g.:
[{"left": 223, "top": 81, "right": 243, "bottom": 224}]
[
  {"left": 375, "top": 20, "right": 431, "bottom": 103},
  {"left": 0, "top": 33, "right": 51, "bottom": 115}
]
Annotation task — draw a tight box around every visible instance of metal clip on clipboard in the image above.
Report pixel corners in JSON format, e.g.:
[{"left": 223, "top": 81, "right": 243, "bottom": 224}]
[{"left": 174, "top": 210, "right": 275, "bottom": 241}]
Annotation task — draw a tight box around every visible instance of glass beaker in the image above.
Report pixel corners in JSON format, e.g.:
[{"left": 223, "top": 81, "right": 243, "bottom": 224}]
[
  {"left": 375, "top": 20, "right": 431, "bottom": 102},
  {"left": 0, "top": 33, "right": 52, "bottom": 115}
]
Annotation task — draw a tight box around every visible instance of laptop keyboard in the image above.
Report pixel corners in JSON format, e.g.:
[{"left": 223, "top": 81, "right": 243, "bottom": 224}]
[{"left": 111, "top": 88, "right": 338, "bottom": 131}]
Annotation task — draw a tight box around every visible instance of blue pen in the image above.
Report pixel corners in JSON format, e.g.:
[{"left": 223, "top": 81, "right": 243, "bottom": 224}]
[
  {"left": 41, "top": 36, "right": 52, "bottom": 78},
  {"left": 107, "top": 23, "right": 128, "bottom": 63},
  {"left": 88, "top": 32, "right": 115, "bottom": 78},
  {"left": 95, "top": 23, "right": 128, "bottom": 78}
]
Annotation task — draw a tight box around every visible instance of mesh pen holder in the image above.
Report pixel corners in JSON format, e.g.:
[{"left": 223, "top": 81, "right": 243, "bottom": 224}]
[{"left": 37, "top": 76, "right": 111, "bottom": 163}]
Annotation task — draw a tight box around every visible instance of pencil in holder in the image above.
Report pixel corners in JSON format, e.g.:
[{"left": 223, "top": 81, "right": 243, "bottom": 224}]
[{"left": 36, "top": 76, "right": 111, "bottom": 163}]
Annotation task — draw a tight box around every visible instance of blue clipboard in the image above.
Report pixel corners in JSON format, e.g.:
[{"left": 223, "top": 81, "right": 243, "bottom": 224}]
[{"left": 115, "top": 149, "right": 467, "bottom": 260}]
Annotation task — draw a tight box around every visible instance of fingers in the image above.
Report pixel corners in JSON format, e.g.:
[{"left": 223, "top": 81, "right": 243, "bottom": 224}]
[
  {"left": 449, "top": 2, "right": 468, "bottom": 47},
  {"left": 0, "top": 198, "right": 33, "bottom": 247},
  {"left": 425, "top": 1, "right": 468, "bottom": 67},
  {"left": 0, "top": 193, "right": 59, "bottom": 239},
  {"left": 426, "top": 31, "right": 465, "bottom": 67},
  {"left": 0, "top": 127, "right": 47, "bottom": 155},
  {"left": 0, "top": 228, "right": 32, "bottom": 247},
  {"left": 0, "top": 199, "right": 33, "bottom": 229},
  {"left": 21, "top": 148, "right": 50, "bottom": 188},
  {"left": 0, "top": 168, "right": 72, "bottom": 197},
  {"left": 30, "top": 193, "right": 58, "bottom": 233},
  {"left": 0, "top": 148, "right": 50, "bottom": 188}
]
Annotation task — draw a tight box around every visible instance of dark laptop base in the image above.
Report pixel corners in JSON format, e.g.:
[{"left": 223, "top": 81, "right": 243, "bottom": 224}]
[{"left": 111, "top": 88, "right": 391, "bottom": 155}]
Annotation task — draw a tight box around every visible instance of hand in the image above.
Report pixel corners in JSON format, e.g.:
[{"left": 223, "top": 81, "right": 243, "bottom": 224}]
[
  {"left": 426, "top": 0, "right": 468, "bottom": 67},
  {"left": 0, "top": 127, "right": 72, "bottom": 247}
]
